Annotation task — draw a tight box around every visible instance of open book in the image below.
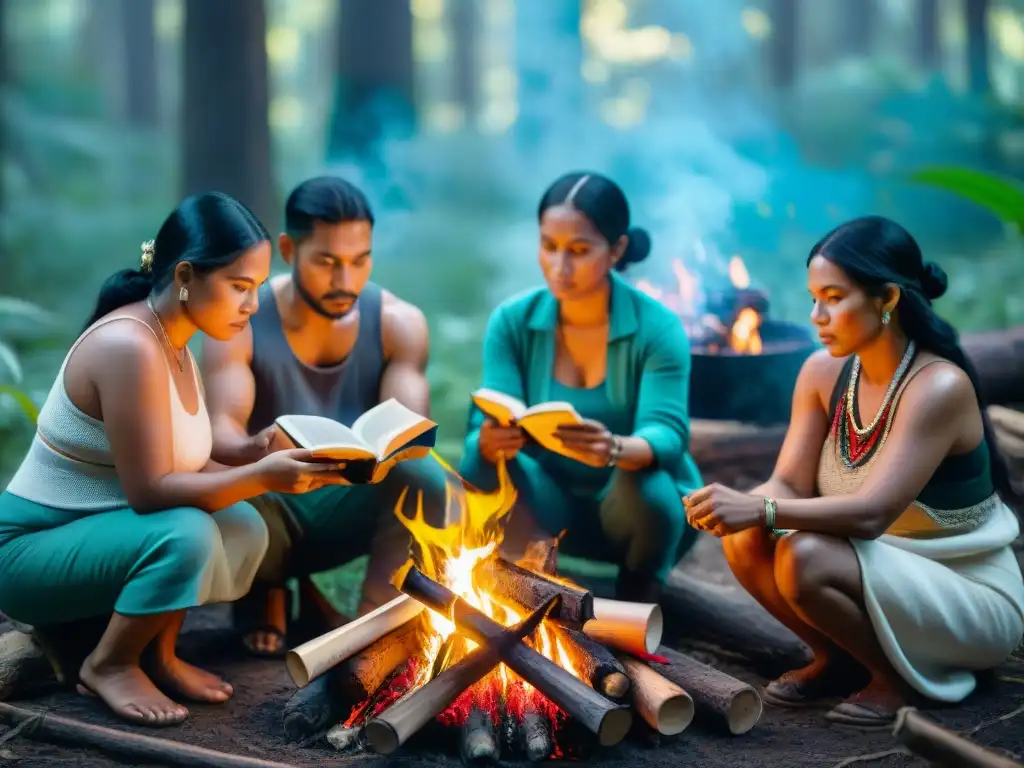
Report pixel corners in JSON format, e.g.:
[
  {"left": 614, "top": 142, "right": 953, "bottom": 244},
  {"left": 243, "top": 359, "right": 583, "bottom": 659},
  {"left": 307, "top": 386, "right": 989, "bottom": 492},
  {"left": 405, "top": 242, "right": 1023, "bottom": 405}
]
[
  {"left": 275, "top": 399, "right": 437, "bottom": 484},
  {"left": 471, "top": 388, "right": 590, "bottom": 463}
]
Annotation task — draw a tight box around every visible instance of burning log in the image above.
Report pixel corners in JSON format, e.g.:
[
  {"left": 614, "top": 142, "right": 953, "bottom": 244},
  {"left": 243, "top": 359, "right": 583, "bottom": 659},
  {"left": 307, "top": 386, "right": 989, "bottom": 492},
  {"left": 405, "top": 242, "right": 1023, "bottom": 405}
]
[
  {"left": 564, "top": 629, "right": 631, "bottom": 700},
  {"left": 362, "top": 594, "right": 560, "bottom": 756},
  {"left": 893, "top": 707, "right": 1021, "bottom": 768},
  {"left": 518, "top": 539, "right": 559, "bottom": 575},
  {"left": 475, "top": 556, "right": 594, "bottom": 625},
  {"left": 581, "top": 598, "right": 663, "bottom": 657},
  {"left": 518, "top": 704, "right": 553, "bottom": 762},
  {"left": 460, "top": 708, "right": 499, "bottom": 763},
  {"left": 660, "top": 570, "right": 812, "bottom": 676},
  {"left": 619, "top": 656, "right": 694, "bottom": 736},
  {"left": 398, "top": 564, "right": 633, "bottom": 747},
  {"left": 286, "top": 593, "right": 424, "bottom": 687},
  {"left": 283, "top": 618, "right": 422, "bottom": 741},
  {"left": 651, "top": 646, "right": 762, "bottom": 735}
]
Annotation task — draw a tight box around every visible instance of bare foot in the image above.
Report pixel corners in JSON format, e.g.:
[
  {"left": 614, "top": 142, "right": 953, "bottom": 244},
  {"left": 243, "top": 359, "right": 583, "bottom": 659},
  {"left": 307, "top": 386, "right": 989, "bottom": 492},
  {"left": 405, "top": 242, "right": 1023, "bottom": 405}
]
[
  {"left": 242, "top": 588, "right": 287, "bottom": 657},
  {"left": 764, "top": 655, "right": 868, "bottom": 707},
  {"left": 150, "top": 655, "right": 233, "bottom": 704},
  {"left": 79, "top": 656, "right": 188, "bottom": 726}
]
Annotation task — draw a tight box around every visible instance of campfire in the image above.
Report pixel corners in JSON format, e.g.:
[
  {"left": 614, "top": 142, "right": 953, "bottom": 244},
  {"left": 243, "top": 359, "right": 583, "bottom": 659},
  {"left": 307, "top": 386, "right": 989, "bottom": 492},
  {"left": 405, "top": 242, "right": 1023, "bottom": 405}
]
[
  {"left": 281, "top": 464, "right": 764, "bottom": 761},
  {"left": 634, "top": 251, "right": 768, "bottom": 355},
  {"left": 635, "top": 247, "right": 816, "bottom": 424}
]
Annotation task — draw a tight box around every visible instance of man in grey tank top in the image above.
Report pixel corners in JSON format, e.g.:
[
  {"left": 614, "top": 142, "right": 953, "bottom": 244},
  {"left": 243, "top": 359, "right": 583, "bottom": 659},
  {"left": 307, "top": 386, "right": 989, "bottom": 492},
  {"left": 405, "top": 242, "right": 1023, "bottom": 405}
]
[{"left": 201, "top": 176, "right": 449, "bottom": 656}]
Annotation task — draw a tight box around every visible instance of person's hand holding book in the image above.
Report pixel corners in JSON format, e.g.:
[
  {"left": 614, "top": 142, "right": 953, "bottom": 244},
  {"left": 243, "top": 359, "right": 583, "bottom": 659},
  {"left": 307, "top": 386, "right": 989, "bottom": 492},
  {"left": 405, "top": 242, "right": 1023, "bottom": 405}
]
[
  {"left": 255, "top": 449, "right": 351, "bottom": 494},
  {"left": 479, "top": 417, "right": 526, "bottom": 464}
]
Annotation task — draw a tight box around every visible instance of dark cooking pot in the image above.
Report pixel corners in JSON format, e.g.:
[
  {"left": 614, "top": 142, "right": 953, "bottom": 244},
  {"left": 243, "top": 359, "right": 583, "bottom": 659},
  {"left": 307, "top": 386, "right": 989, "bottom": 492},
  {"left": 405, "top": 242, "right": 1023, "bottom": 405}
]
[{"left": 688, "top": 320, "right": 817, "bottom": 425}]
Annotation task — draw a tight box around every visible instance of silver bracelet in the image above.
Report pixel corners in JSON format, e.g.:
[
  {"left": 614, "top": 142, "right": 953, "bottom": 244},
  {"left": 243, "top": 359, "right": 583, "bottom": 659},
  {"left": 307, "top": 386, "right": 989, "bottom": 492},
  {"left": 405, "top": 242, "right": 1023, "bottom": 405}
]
[
  {"left": 763, "top": 496, "right": 778, "bottom": 531},
  {"left": 606, "top": 436, "right": 624, "bottom": 467}
]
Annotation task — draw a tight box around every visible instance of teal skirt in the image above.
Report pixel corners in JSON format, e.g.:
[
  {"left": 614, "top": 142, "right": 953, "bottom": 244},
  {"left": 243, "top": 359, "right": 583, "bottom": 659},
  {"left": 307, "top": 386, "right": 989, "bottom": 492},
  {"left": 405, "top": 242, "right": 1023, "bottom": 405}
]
[{"left": 0, "top": 491, "right": 268, "bottom": 627}]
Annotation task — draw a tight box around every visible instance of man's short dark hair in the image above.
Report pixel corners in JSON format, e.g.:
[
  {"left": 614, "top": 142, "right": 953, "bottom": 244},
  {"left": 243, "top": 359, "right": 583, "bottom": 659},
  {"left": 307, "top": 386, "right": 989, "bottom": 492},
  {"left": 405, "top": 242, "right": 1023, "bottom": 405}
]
[{"left": 284, "top": 176, "right": 374, "bottom": 241}]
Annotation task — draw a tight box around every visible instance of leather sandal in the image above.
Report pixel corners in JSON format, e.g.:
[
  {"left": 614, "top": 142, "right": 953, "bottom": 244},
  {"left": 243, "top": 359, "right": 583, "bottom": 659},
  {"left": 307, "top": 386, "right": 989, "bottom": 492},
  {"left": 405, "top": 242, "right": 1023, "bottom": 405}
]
[
  {"left": 763, "top": 663, "right": 868, "bottom": 709},
  {"left": 825, "top": 695, "right": 899, "bottom": 729}
]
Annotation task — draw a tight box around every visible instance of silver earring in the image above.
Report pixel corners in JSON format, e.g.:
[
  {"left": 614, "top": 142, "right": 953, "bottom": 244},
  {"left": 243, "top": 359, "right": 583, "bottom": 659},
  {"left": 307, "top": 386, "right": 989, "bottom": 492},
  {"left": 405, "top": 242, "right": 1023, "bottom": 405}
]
[
  {"left": 179, "top": 286, "right": 189, "bottom": 302},
  {"left": 881, "top": 310, "right": 891, "bottom": 326}
]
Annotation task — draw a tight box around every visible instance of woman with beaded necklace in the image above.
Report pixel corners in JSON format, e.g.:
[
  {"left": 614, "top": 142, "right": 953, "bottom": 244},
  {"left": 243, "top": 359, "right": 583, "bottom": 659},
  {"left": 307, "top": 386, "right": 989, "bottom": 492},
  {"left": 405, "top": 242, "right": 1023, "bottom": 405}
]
[
  {"left": 0, "top": 193, "right": 349, "bottom": 727},
  {"left": 683, "top": 215, "right": 1024, "bottom": 728}
]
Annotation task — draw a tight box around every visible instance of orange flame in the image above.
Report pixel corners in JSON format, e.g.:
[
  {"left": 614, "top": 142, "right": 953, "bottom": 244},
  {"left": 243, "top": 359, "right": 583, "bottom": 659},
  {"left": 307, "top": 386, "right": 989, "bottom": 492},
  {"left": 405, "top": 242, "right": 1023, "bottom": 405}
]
[
  {"left": 634, "top": 253, "right": 764, "bottom": 355},
  {"left": 730, "top": 308, "right": 763, "bottom": 354},
  {"left": 389, "top": 456, "right": 586, "bottom": 724}
]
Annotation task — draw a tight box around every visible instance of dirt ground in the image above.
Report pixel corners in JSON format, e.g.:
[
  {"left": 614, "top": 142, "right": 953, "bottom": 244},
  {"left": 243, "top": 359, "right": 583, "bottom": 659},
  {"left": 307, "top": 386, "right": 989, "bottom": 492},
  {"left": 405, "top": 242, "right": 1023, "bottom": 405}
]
[{"left": 3, "top": 540, "right": 1024, "bottom": 768}]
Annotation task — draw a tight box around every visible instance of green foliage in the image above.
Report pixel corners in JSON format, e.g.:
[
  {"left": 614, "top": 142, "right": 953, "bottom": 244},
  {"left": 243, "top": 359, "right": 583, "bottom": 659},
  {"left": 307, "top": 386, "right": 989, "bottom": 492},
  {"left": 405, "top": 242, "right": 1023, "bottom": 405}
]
[
  {"left": 0, "top": 296, "right": 63, "bottom": 481},
  {"left": 909, "top": 166, "right": 1024, "bottom": 232}
]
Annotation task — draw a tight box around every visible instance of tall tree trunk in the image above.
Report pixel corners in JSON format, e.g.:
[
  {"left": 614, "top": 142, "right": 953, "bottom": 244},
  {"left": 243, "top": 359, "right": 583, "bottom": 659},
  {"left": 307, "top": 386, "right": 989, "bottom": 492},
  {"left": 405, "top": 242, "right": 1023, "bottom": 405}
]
[
  {"left": 326, "top": 0, "right": 415, "bottom": 160},
  {"left": 121, "top": 0, "right": 158, "bottom": 127},
  {"left": 965, "top": 0, "right": 991, "bottom": 94},
  {"left": 769, "top": 0, "right": 797, "bottom": 89},
  {"left": 451, "top": 0, "right": 479, "bottom": 127},
  {"left": 79, "top": 0, "right": 126, "bottom": 120},
  {"left": 841, "top": 0, "right": 873, "bottom": 57},
  {"left": 182, "top": 0, "right": 274, "bottom": 228},
  {"left": 915, "top": 0, "right": 940, "bottom": 70}
]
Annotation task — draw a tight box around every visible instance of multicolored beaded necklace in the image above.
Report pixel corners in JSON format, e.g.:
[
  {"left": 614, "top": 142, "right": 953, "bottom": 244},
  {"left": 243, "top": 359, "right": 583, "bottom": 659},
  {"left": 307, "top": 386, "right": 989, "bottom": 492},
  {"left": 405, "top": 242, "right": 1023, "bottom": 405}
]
[{"left": 831, "top": 340, "right": 917, "bottom": 469}]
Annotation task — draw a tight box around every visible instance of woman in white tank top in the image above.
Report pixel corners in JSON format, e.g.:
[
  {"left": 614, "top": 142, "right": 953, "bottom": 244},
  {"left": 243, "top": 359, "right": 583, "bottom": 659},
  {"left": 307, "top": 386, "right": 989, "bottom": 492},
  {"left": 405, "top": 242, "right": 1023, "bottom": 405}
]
[{"left": 0, "top": 192, "right": 351, "bottom": 727}]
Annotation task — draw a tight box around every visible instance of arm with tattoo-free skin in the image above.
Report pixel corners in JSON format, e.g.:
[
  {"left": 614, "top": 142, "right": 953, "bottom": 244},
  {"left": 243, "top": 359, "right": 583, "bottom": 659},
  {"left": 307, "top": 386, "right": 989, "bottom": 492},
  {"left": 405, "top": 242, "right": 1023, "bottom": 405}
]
[
  {"left": 379, "top": 296, "right": 431, "bottom": 416},
  {"left": 201, "top": 327, "right": 276, "bottom": 466},
  {"left": 686, "top": 354, "right": 982, "bottom": 540},
  {"left": 750, "top": 350, "right": 836, "bottom": 501},
  {"left": 85, "top": 324, "right": 342, "bottom": 514}
]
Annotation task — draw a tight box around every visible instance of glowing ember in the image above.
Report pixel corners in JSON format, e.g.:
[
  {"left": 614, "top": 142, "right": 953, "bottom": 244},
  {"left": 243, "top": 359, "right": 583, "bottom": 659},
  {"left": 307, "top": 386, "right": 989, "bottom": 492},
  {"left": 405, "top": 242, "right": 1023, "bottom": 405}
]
[
  {"left": 377, "top": 459, "right": 589, "bottom": 737},
  {"left": 635, "top": 246, "right": 764, "bottom": 355}
]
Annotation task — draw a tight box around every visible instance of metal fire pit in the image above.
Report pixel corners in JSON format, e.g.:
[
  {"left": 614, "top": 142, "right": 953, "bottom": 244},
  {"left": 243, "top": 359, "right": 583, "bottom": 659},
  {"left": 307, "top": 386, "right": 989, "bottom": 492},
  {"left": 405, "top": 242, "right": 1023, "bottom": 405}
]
[{"left": 688, "top": 319, "right": 817, "bottom": 425}]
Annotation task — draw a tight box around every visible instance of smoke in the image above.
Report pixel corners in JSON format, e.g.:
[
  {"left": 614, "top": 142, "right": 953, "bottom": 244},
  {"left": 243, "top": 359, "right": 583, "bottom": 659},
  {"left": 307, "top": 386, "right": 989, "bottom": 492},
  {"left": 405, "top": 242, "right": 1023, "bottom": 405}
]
[{"left": 304, "top": 2, "right": 783, "bottom": 310}]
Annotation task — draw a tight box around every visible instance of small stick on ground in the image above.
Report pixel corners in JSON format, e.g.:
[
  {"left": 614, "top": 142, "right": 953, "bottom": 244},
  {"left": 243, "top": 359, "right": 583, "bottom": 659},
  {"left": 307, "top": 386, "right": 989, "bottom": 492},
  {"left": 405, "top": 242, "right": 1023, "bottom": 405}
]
[
  {"left": 894, "top": 707, "right": 1023, "bottom": 768},
  {"left": 0, "top": 701, "right": 300, "bottom": 768}
]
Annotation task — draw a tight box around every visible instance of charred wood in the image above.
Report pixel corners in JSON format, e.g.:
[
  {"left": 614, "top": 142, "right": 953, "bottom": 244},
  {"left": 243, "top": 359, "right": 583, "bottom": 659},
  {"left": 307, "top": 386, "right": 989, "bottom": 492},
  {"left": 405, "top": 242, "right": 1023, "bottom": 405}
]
[
  {"left": 399, "top": 565, "right": 632, "bottom": 746},
  {"left": 362, "top": 596, "right": 558, "bottom": 755},
  {"left": 283, "top": 619, "right": 420, "bottom": 741},
  {"left": 459, "top": 708, "right": 500, "bottom": 763},
  {"left": 564, "top": 629, "right": 631, "bottom": 700},
  {"left": 475, "top": 557, "right": 594, "bottom": 625}
]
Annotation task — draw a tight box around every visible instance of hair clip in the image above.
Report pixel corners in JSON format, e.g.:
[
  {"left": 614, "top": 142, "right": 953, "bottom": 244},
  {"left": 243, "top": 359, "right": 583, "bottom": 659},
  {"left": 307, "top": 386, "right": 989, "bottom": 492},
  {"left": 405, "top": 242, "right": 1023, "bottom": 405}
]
[{"left": 140, "top": 240, "right": 155, "bottom": 273}]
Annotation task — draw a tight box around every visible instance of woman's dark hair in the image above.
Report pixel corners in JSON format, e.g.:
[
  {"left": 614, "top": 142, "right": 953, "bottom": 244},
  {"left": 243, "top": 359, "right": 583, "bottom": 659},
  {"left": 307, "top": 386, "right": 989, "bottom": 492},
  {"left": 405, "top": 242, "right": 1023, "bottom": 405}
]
[
  {"left": 809, "top": 215, "right": 1016, "bottom": 506},
  {"left": 84, "top": 192, "right": 270, "bottom": 330},
  {"left": 538, "top": 171, "right": 652, "bottom": 272}
]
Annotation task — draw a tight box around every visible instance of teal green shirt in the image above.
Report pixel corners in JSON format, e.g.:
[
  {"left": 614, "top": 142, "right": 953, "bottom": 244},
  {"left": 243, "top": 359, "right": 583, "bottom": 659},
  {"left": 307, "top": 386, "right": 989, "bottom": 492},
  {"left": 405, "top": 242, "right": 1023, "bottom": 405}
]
[
  {"left": 539, "top": 380, "right": 634, "bottom": 497},
  {"left": 460, "top": 273, "right": 704, "bottom": 497}
]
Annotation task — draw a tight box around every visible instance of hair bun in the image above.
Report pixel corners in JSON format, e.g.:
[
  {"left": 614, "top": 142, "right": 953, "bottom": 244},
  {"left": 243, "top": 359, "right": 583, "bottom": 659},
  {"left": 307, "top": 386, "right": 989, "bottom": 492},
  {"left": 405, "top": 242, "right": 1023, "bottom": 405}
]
[
  {"left": 921, "top": 261, "right": 948, "bottom": 300},
  {"left": 614, "top": 227, "right": 652, "bottom": 272}
]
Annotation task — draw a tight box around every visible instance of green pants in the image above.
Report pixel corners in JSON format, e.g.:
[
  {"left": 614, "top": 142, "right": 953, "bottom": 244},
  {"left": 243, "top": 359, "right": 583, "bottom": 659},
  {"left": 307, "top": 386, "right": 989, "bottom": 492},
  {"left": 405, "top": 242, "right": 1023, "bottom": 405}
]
[
  {"left": 249, "top": 454, "right": 451, "bottom": 614},
  {"left": 499, "top": 455, "right": 698, "bottom": 583},
  {"left": 0, "top": 491, "right": 268, "bottom": 628}
]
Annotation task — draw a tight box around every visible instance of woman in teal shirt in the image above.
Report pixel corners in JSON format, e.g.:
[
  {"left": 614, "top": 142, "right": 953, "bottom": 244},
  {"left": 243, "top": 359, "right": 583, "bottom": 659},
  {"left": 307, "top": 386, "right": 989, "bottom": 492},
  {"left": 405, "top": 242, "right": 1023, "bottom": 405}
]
[{"left": 460, "top": 171, "right": 703, "bottom": 602}]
